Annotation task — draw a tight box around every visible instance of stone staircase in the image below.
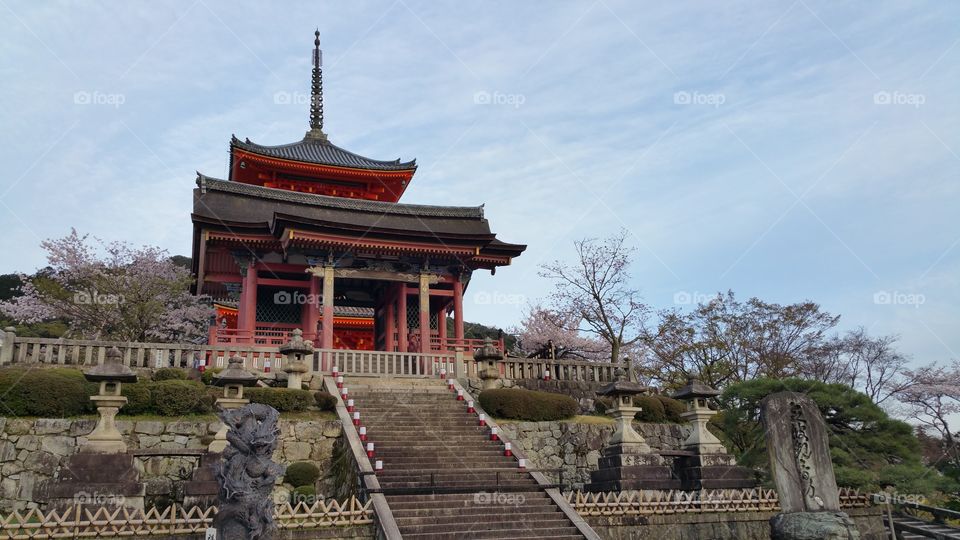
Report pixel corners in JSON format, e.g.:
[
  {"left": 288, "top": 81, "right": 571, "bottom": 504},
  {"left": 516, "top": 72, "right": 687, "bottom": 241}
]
[{"left": 346, "top": 377, "right": 588, "bottom": 539}]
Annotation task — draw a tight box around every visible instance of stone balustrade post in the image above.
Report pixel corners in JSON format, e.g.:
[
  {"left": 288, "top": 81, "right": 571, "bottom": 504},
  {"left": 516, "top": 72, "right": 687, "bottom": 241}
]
[{"left": 0, "top": 326, "right": 16, "bottom": 366}]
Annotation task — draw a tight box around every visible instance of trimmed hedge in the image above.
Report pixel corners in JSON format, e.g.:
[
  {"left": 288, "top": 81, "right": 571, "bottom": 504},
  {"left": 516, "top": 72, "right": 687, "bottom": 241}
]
[
  {"left": 634, "top": 395, "right": 686, "bottom": 423},
  {"left": 314, "top": 391, "right": 337, "bottom": 412},
  {"left": 151, "top": 379, "right": 210, "bottom": 416},
  {"left": 0, "top": 367, "right": 95, "bottom": 417},
  {"left": 201, "top": 367, "right": 224, "bottom": 386},
  {"left": 290, "top": 485, "right": 317, "bottom": 506},
  {"left": 152, "top": 368, "right": 188, "bottom": 381},
  {"left": 245, "top": 388, "right": 312, "bottom": 412},
  {"left": 479, "top": 388, "right": 577, "bottom": 421},
  {"left": 658, "top": 395, "right": 686, "bottom": 423},
  {"left": 120, "top": 382, "right": 153, "bottom": 415},
  {"left": 285, "top": 461, "right": 321, "bottom": 487}
]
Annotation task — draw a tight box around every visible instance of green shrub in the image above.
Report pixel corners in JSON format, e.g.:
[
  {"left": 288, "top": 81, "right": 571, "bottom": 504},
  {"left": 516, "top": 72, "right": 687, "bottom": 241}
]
[
  {"left": 285, "top": 461, "right": 321, "bottom": 487},
  {"left": 0, "top": 367, "right": 96, "bottom": 417},
  {"left": 290, "top": 485, "right": 317, "bottom": 506},
  {"left": 635, "top": 395, "right": 666, "bottom": 422},
  {"left": 152, "top": 367, "right": 188, "bottom": 381},
  {"left": 150, "top": 379, "right": 208, "bottom": 416},
  {"left": 594, "top": 396, "right": 613, "bottom": 415},
  {"left": 657, "top": 395, "right": 686, "bottom": 423},
  {"left": 120, "top": 382, "right": 153, "bottom": 415},
  {"left": 201, "top": 367, "right": 224, "bottom": 386},
  {"left": 245, "top": 387, "right": 312, "bottom": 412},
  {"left": 314, "top": 391, "right": 337, "bottom": 411},
  {"left": 479, "top": 388, "right": 577, "bottom": 421}
]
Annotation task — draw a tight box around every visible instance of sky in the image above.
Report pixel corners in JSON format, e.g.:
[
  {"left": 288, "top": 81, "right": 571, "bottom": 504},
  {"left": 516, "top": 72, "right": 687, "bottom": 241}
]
[{"left": 0, "top": 1, "right": 957, "bottom": 368}]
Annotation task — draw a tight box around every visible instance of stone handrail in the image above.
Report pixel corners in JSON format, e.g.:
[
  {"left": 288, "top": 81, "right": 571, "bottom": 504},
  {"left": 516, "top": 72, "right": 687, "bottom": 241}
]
[
  {"left": 0, "top": 498, "right": 371, "bottom": 537},
  {"left": 489, "top": 356, "right": 620, "bottom": 383},
  {"left": 323, "top": 375, "right": 402, "bottom": 540},
  {"left": 0, "top": 329, "right": 283, "bottom": 371},
  {"left": 316, "top": 348, "right": 465, "bottom": 379},
  {"left": 566, "top": 487, "right": 873, "bottom": 516}
]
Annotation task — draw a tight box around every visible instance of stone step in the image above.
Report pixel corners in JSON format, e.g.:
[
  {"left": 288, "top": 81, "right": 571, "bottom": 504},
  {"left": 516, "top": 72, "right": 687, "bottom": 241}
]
[
  {"left": 386, "top": 491, "right": 554, "bottom": 504},
  {"left": 400, "top": 527, "right": 582, "bottom": 539},
  {"left": 390, "top": 505, "right": 562, "bottom": 518},
  {"left": 398, "top": 519, "right": 577, "bottom": 535}
]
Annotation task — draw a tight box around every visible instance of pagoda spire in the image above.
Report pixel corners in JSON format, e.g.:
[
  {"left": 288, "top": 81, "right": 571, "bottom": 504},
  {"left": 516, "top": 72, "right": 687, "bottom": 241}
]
[{"left": 306, "top": 29, "right": 327, "bottom": 141}]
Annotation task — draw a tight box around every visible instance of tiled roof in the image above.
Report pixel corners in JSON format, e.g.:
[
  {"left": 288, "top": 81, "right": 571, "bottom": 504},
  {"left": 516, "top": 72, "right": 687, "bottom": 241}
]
[
  {"left": 232, "top": 135, "right": 416, "bottom": 172},
  {"left": 196, "top": 174, "right": 484, "bottom": 219}
]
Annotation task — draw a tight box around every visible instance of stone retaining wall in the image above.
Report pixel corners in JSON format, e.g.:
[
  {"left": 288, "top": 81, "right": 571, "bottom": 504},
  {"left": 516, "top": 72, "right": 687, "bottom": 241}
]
[
  {"left": 585, "top": 506, "right": 886, "bottom": 540},
  {"left": 465, "top": 377, "right": 606, "bottom": 413},
  {"left": 499, "top": 420, "right": 689, "bottom": 488},
  {"left": 0, "top": 416, "right": 341, "bottom": 513}
]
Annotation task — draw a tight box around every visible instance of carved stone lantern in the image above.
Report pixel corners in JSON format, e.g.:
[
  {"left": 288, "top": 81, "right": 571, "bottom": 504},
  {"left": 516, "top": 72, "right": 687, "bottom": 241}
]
[
  {"left": 474, "top": 337, "right": 502, "bottom": 391},
  {"left": 280, "top": 328, "right": 314, "bottom": 390},
  {"left": 595, "top": 368, "right": 650, "bottom": 451},
  {"left": 672, "top": 377, "right": 725, "bottom": 454},
  {"left": 209, "top": 355, "right": 258, "bottom": 452},
  {"left": 83, "top": 347, "right": 138, "bottom": 453}
]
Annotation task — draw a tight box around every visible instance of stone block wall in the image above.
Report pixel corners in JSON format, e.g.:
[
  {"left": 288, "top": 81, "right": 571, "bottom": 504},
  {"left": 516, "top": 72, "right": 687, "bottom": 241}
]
[
  {"left": 0, "top": 416, "right": 341, "bottom": 513},
  {"left": 499, "top": 420, "right": 688, "bottom": 489}
]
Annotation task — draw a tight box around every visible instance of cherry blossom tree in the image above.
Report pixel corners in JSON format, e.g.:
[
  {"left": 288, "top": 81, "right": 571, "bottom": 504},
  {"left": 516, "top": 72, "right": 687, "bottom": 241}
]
[
  {"left": 539, "top": 229, "right": 649, "bottom": 377},
  {"left": 897, "top": 363, "right": 960, "bottom": 468},
  {"left": 0, "top": 229, "right": 212, "bottom": 342},
  {"left": 511, "top": 303, "right": 608, "bottom": 360}
]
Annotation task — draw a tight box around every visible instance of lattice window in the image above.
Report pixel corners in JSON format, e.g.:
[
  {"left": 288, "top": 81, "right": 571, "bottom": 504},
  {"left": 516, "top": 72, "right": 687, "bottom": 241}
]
[
  {"left": 256, "top": 287, "right": 301, "bottom": 324},
  {"left": 406, "top": 299, "right": 419, "bottom": 329}
]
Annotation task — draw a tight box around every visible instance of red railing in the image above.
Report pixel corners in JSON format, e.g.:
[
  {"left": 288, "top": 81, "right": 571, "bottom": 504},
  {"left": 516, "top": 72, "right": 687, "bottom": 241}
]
[{"left": 211, "top": 328, "right": 295, "bottom": 346}]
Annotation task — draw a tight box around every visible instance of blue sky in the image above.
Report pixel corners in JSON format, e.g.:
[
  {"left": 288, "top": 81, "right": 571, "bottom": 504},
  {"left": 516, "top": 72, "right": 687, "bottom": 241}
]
[{"left": 1, "top": 1, "right": 957, "bottom": 367}]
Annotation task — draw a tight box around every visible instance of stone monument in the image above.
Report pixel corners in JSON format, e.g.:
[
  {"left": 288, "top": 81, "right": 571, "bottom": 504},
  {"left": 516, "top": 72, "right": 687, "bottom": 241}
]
[
  {"left": 585, "top": 368, "right": 679, "bottom": 491},
  {"left": 214, "top": 403, "right": 285, "bottom": 540},
  {"left": 672, "top": 377, "right": 755, "bottom": 489},
  {"left": 280, "top": 328, "right": 313, "bottom": 390},
  {"left": 760, "top": 391, "right": 860, "bottom": 540}
]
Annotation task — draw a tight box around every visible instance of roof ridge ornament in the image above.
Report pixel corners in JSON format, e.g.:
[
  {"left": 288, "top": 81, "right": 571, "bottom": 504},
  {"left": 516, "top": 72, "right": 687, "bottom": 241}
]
[{"left": 305, "top": 29, "right": 328, "bottom": 142}]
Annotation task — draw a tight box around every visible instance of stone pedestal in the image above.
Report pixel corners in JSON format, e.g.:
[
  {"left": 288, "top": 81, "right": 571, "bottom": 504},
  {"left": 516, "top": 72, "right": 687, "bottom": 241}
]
[
  {"left": 85, "top": 393, "right": 129, "bottom": 454},
  {"left": 209, "top": 396, "right": 248, "bottom": 453},
  {"left": 41, "top": 452, "right": 145, "bottom": 511},
  {"left": 182, "top": 452, "right": 222, "bottom": 508},
  {"left": 676, "top": 452, "right": 756, "bottom": 490},
  {"left": 586, "top": 443, "right": 680, "bottom": 491},
  {"left": 770, "top": 511, "right": 860, "bottom": 540},
  {"left": 285, "top": 360, "right": 309, "bottom": 390}
]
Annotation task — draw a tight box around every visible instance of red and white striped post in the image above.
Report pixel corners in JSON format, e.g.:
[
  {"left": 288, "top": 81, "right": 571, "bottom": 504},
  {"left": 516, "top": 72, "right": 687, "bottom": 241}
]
[
  {"left": 264, "top": 359, "right": 272, "bottom": 373},
  {"left": 447, "top": 378, "right": 455, "bottom": 391},
  {"left": 336, "top": 375, "right": 344, "bottom": 388},
  {"left": 456, "top": 389, "right": 464, "bottom": 401},
  {"left": 478, "top": 413, "right": 487, "bottom": 427},
  {"left": 374, "top": 460, "right": 383, "bottom": 472},
  {"left": 490, "top": 427, "right": 499, "bottom": 441},
  {"left": 340, "top": 387, "right": 349, "bottom": 400},
  {"left": 544, "top": 369, "right": 551, "bottom": 381},
  {"left": 359, "top": 426, "right": 367, "bottom": 441},
  {"left": 504, "top": 442, "right": 512, "bottom": 457},
  {"left": 467, "top": 400, "right": 475, "bottom": 413},
  {"left": 439, "top": 368, "right": 446, "bottom": 380},
  {"left": 518, "top": 458, "right": 527, "bottom": 471},
  {"left": 332, "top": 365, "right": 339, "bottom": 378},
  {"left": 366, "top": 442, "right": 375, "bottom": 458},
  {"left": 352, "top": 411, "right": 361, "bottom": 426},
  {"left": 346, "top": 399, "right": 354, "bottom": 413}
]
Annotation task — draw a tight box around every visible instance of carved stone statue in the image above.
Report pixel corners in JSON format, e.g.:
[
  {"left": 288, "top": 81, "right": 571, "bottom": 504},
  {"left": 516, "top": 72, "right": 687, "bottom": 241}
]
[
  {"left": 761, "top": 392, "right": 860, "bottom": 540},
  {"left": 214, "top": 403, "right": 285, "bottom": 540}
]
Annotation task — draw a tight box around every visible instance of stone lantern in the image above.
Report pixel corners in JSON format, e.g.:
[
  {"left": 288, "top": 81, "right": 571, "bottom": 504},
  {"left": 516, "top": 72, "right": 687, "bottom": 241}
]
[
  {"left": 672, "top": 377, "right": 725, "bottom": 454},
  {"left": 209, "top": 355, "right": 259, "bottom": 452},
  {"left": 280, "top": 328, "right": 314, "bottom": 390},
  {"left": 595, "top": 368, "right": 650, "bottom": 450},
  {"left": 474, "top": 337, "right": 502, "bottom": 391},
  {"left": 83, "top": 346, "right": 138, "bottom": 453}
]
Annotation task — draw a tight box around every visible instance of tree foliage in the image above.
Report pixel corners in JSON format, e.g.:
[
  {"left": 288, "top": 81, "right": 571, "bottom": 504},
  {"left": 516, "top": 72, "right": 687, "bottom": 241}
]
[
  {"left": 511, "top": 303, "right": 608, "bottom": 360},
  {"left": 714, "top": 378, "right": 956, "bottom": 496},
  {"left": 0, "top": 230, "right": 212, "bottom": 342}
]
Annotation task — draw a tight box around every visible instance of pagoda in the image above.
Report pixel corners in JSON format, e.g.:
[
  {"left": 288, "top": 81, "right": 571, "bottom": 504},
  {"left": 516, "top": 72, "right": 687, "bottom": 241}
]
[{"left": 191, "top": 31, "right": 524, "bottom": 354}]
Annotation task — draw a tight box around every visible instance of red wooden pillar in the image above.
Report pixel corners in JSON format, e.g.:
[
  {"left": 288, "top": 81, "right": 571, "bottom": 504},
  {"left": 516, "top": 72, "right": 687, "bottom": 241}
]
[
  {"left": 385, "top": 283, "right": 396, "bottom": 352},
  {"left": 419, "top": 274, "right": 430, "bottom": 353},
  {"left": 321, "top": 266, "right": 334, "bottom": 350},
  {"left": 438, "top": 306, "right": 447, "bottom": 350},
  {"left": 453, "top": 279, "right": 464, "bottom": 344},
  {"left": 398, "top": 284, "right": 408, "bottom": 353},
  {"left": 305, "top": 274, "right": 320, "bottom": 342},
  {"left": 239, "top": 263, "right": 258, "bottom": 343}
]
